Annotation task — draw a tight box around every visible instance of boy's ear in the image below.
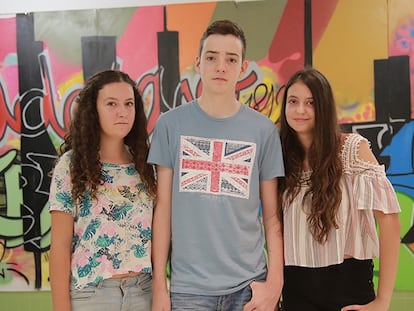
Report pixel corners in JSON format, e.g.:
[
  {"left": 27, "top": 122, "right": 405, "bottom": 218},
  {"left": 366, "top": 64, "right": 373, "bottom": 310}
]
[
  {"left": 195, "top": 56, "right": 201, "bottom": 73},
  {"left": 239, "top": 59, "right": 249, "bottom": 78}
]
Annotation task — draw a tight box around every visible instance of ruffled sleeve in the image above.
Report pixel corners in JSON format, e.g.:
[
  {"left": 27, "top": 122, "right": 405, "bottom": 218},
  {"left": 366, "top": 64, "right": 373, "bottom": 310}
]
[{"left": 342, "top": 134, "right": 401, "bottom": 214}]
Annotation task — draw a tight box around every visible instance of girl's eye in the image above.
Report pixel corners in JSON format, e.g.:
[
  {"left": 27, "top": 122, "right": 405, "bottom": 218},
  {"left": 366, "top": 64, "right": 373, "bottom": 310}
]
[
  {"left": 288, "top": 99, "right": 297, "bottom": 105},
  {"left": 126, "top": 101, "right": 134, "bottom": 107},
  {"left": 107, "top": 101, "right": 116, "bottom": 107},
  {"left": 306, "top": 100, "right": 314, "bottom": 106}
]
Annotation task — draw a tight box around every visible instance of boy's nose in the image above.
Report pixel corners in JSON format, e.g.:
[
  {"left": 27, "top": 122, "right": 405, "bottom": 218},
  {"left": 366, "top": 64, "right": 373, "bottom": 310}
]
[{"left": 216, "top": 58, "right": 226, "bottom": 72}]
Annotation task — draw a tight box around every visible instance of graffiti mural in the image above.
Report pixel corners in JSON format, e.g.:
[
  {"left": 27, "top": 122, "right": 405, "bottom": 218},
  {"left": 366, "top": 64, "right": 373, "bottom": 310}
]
[{"left": 0, "top": 0, "right": 413, "bottom": 291}]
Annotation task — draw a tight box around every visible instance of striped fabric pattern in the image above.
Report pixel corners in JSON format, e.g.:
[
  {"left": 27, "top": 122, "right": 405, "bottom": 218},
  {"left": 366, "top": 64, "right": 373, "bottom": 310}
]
[{"left": 283, "top": 133, "right": 401, "bottom": 267}]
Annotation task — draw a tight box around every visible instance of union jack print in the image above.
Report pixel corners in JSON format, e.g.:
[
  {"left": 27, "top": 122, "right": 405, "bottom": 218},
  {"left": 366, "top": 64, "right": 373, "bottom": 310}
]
[{"left": 179, "top": 136, "right": 256, "bottom": 198}]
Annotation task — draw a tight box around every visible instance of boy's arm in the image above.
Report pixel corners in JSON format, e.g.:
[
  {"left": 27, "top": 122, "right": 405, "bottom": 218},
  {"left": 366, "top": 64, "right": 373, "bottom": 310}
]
[
  {"left": 244, "top": 177, "right": 283, "bottom": 311},
  {"left": 50, "top": 211, "right": 74, "bottom": 311},
  {"left": 152, "top": 165, "right": 173, "bottom": 311}
]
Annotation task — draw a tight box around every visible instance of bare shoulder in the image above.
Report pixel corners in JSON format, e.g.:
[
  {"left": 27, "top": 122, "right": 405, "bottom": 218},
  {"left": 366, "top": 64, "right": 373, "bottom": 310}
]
[
  {"left": 357, "top": 138, "right": 378, "bottom": 163},
  {"left": 340, "top": 133, "right": 379, "bottom": 164}
]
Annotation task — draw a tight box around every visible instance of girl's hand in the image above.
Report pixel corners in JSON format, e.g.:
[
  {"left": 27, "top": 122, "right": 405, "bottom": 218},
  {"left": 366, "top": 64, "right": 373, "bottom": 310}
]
[{"left": 341, "top": 297, "right": 390, "bottom": 311}]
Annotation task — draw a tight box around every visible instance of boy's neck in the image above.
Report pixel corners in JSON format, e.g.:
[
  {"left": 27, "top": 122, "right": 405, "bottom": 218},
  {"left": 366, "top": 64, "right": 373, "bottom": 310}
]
[{"left": 197, "top": 94, "right": 240, "bottom": 118}]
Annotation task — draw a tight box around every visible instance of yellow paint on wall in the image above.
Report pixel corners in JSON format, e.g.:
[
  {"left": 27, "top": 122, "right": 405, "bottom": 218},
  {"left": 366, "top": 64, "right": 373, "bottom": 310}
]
[
  {"left": 42, "top": 251, "right": 51, "bottom": 290},
  {"left": 313, "top": 0, "right": 388, "bottom": 122},
  {"left": 58, "top": 71, "right": 84, "bottom": 98}
]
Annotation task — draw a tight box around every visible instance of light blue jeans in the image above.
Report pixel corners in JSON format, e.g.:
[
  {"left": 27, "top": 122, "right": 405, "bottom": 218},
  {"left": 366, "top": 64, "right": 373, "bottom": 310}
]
[
  {"left": 71, "top": 273, "right": 152, "bottom": 311},
  {"left": 170, "top": 284, "right": 252, "bottom": 311}
]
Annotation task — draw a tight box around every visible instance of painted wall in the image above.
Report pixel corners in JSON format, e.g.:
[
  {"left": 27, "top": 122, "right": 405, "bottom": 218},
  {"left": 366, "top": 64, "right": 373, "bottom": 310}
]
[
  {"left": 0, "top": 0, "right": 256, "bottom": 15},
  {"left": 0, "top": 0, "right": 412, "bottom": 299}
]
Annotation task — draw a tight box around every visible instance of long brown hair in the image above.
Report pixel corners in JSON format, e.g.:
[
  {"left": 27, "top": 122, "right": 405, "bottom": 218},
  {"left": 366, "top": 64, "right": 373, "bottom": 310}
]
[
  {"left": 59, "top": 69, "right": 156, "bottom": 202},
  {"left": 279, "top": 67, "right": 342, "bottom": 243}
]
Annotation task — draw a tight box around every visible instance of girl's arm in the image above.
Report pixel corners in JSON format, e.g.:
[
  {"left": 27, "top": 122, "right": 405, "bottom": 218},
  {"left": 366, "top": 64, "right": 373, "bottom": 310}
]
[
  {"left": 244, "top": 178, "right": 284, "bottom": 311},
  {"left": 342, "top": 211, "right": 400, "bottom": 311},
  {"left": 50, "top": 211, "right": 74, "bottom": 311},
  {"left": 373, "top": 210, "right": 401, "bottom": 309},
  {"left": 359, "top": 138, "right": 401, "bottom": 309},
  {"left": 342, "top": 137, "right": 401, "bottom": 311},
  {"left": 151, "top": 165, "right": 173, "bottom": 311}
]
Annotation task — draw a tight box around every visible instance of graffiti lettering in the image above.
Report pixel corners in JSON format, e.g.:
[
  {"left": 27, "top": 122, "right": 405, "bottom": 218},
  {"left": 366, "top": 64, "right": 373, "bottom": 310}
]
[
  {"left": 243, "top": 83, "right": 278, "bottom": 120},
  {"left": 0, "top": 76, "right": 21, "bottom": 139},
  {"left": 137, "top": 68, "right": 162, "bottom": 134},
  {"left": 382, "top": 121, "right": 414, "bottom": 176},
  {"left": 0, "top": 149, "right": 24, "bottom": 245},
  {"left": 0, "top": 60, "right": 79, "bottom": 142}
]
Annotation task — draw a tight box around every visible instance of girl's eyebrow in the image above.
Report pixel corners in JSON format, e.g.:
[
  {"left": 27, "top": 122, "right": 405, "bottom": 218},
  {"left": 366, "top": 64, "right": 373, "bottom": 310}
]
[
  {"left": 103, "top": 97, "right": 134, "bottom": 102},
  {"left": 102, "top": 97, "right": 118, "bottom": 101}
]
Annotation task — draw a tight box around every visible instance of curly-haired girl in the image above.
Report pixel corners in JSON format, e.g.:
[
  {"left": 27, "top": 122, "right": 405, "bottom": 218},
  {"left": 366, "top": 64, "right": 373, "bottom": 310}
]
[{"left": 49, "top": 69, "right": 156, "bottom": 311}]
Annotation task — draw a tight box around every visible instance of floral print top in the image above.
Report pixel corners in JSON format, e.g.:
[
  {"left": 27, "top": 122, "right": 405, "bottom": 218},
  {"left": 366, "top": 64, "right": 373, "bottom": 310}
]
[{"left": 49, "top": 151, "right": 154, "bottom": 289}]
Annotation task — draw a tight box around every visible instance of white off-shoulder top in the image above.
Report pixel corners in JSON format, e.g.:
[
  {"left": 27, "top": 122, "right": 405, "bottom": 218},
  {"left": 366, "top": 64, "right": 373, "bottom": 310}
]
[{"left": 283, "top": 133, "right": 401, "bottom": 267}]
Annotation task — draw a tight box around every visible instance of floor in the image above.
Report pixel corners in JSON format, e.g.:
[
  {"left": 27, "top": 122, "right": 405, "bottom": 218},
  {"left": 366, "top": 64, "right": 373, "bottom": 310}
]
[
  {"left": 0, "top": 289, "right": 413, "bottom": 310},
  {"left": 390, "top": 290, "right": 414, "bottom": 311}
]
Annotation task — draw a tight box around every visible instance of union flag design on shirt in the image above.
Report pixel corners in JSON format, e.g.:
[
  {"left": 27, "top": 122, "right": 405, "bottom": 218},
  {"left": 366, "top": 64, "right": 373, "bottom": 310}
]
[{"left": 179, "top": 135, "right": 256, "bottom": 198}]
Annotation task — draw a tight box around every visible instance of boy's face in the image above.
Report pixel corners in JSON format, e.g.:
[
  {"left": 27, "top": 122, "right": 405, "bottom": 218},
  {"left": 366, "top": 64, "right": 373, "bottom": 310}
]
[{"left": 195, "top": 34, "right": 248, "bottom": 95}]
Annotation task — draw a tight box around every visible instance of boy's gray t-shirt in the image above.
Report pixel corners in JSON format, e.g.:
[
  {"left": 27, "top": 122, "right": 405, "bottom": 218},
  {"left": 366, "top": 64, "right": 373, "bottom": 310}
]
[{"left": 148, "top": 100, "right": 284, "bottom": 295}]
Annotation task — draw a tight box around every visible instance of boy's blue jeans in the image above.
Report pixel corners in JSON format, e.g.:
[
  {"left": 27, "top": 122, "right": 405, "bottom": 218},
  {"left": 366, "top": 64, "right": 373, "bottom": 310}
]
[{"left": 171, "top": 283, "right": 252, "bottom": 311}]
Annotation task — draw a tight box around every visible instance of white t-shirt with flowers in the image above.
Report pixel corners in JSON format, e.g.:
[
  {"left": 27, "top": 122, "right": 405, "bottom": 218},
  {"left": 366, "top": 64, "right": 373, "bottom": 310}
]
[{"left": 49, "top": 151, "right": 153, "bottom": 289}]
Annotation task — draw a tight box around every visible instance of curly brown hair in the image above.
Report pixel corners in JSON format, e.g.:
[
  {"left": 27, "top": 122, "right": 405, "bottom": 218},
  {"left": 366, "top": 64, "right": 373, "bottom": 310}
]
[
  {"left": 59, "top": 69, "right": 156, "bottom": 202},
  {"left": 279, "top": 67, "right": 342, "bottom": 243}
]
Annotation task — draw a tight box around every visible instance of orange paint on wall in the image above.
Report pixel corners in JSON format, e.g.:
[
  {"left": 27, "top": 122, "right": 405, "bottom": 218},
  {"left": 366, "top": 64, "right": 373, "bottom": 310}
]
[{"left": 166, "top": 3, "right": 217, "bottom": 71}]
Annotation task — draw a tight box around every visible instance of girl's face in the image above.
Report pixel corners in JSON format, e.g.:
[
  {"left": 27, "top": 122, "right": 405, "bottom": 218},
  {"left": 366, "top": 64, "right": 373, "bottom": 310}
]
[
  {"left": 96, "top": 82, "right": 135, "bottom": 142},
  {"left": 285, "top": 80, "right": 315, "bottom": 138}
]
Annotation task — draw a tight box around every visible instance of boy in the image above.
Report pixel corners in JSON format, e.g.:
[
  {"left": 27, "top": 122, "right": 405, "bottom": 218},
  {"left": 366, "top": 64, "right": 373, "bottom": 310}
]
[{"left": 148, "top": 20, "right": 284, "bottom": 311}]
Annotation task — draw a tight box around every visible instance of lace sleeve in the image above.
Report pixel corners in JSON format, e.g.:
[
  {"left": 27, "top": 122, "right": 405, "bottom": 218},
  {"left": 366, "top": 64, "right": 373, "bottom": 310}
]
[{"left": 342, "top": 134, "right": 401, "bottom": 214}]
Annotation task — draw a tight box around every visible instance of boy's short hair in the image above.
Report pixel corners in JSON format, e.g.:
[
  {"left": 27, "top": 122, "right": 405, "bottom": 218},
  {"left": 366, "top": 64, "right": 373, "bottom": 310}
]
[{"left": 198, "top": 19, "right": 247, "bottom": 60}]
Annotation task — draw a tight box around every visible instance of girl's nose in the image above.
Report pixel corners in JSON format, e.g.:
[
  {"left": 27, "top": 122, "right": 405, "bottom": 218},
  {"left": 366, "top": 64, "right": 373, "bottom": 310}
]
[
  {"left": 117, "top": 105, "right": 128, "bottom": 116},
  {"left": 296, "top": 102, "right": 305, "bottom": 113}
]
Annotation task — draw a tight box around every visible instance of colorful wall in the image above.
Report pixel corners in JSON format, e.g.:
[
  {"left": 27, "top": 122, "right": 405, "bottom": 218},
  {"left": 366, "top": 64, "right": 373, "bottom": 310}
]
[{"left": 0, "top": 0, "right": 413, "bottom": 297}]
